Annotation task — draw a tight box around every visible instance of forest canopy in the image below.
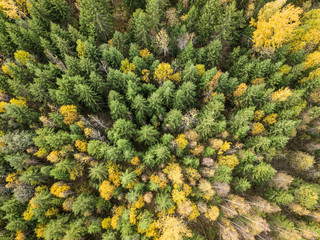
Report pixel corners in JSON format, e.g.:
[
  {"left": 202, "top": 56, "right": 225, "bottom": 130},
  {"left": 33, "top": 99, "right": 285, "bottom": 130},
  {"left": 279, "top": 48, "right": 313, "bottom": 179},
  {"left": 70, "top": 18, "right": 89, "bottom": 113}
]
[{"left": 0, "top": 0, "right": 320, "bottom": 239}]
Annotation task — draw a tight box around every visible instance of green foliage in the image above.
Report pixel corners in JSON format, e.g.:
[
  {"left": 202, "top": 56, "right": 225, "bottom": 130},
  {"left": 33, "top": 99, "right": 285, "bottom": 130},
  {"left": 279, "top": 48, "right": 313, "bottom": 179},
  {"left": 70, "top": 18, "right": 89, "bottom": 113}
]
[
  {"left": 0, "top": 2, "right": 320, "bottom": 240},
  {"left": 79, "top": 0, "right": 113, "bottom": 39}
]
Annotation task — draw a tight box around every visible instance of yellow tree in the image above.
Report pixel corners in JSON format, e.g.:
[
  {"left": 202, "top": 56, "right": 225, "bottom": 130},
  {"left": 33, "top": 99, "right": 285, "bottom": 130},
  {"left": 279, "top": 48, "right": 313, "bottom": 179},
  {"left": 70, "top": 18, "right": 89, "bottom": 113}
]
[
  {"left": 156, "top": 28, "right": 169, "bottom": 57},
  {"left": 0, "top": 0, "right": 27, "bottom": 19},
  {"left": 290, "top": 9, "right": 320, "bottom": 52},
  {"left": 250, "top": 0, "right": 302, "bottom": 55},
  {"left": 158, "top": 215, "right": 193, "bottom": 240}
]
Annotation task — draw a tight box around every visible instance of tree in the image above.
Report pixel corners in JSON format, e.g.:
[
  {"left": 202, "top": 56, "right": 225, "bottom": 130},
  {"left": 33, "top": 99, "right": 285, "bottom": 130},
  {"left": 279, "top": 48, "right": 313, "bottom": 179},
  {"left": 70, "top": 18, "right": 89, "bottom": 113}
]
[
  {"left": 251, "top": 0, "right": 302, "bottom": 55},
  {"left": 290, "top": 9, "right": 320, "bottom": 52},
  {"left": 157, "top": 215, "right": 192, "bottom": 240},
  {"left": 163, "top": 109, "right": 182, "bottom": 132},
  {"left": 215, "top": 2, "right": 245, "bottom": 43},
  {"left": 156, "top": 28, "right": 169, "bottom": 57},
  {"left": 108, "top": 90, "right": 129, "bottom": 120},
  {"left": 131, "top": 94, "right": 148, "bottom": 125},
  {"left": 89, "top": 162, "right": 108, "bottom": 183},
  {"left": 101, "top": 46, "right": 124, "bottom": 68},
  {"left": 196, "top": 0, "right": 223, "bottom": 42},
  {"left": 130, "top": 9, "right": 152, "bottom": 48},
  {"left": 174, "top": 81, "right": 197, "bottom": 111},
  {"left": 79, "top": 0, "right": 113, "bottom": 40},
  {"left": 107, "top": 119, "right": 136, "bottom": 143},
  {"left": 137, "top": 125, "right": 160, "bottom": 146},
  {"left": 72, "top": 194, "right": 96, "bottom": 216},
  {"left": 120, "top": 169, "right": 136, "bottom": 188}
]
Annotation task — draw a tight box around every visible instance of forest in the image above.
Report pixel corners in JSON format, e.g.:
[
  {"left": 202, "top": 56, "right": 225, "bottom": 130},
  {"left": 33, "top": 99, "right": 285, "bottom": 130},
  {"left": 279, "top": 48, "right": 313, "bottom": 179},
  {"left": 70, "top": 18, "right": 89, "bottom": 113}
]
[{"left": 0, "top": 0, "right": 320, "bottom": 239}]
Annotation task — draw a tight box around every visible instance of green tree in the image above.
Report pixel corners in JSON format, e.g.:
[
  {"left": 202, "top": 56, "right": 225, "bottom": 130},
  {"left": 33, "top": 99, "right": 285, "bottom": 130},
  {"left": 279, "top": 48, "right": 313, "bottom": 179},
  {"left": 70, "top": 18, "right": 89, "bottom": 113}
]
[
  {"left": 79, "top": 0, "right": 113, "bottom": 40},
  {"left": 137, "top": 124, "right": 160, "bottom": 146}
]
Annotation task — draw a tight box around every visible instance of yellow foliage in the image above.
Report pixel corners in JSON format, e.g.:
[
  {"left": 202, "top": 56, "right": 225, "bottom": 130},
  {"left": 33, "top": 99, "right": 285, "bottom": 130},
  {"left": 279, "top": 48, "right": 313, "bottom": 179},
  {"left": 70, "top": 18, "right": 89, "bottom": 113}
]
[
  {"left": 154, "top": 63, "right": 180, "bottom": 84},
  {"left": 196, "top": 64, "right": 205, "bottom": 77},
  {"left": 45, "top": 207, "right": 59, "bottom": 218},
  {"left": 288, "top": 203, "right": 310, "bottom": 216},
  {"left": 101, "top": 217, "right": 112, "bottom": 229},
  {"left": 245, "top": 0, "right": 256, "bottom": 18},
  {"left": 254, "top": 110, "right": 265, "bottom": 121},
  {"left": 188, "top": 202, "right": 200, "bottom": 221},
  {"left": 304, "top": 51, "right": 320, "bottom": 69},
  {"left": 84, "top": 128, "right": 93, "bottom": 138},
  {"left": 35, "top": 148, "right": 47, "bottom": 158},
  {"left": 76, "top": 40, "right": 86, "bottom": 58},
  {"left": 185, "top": 130, "right": 200, "bottom": 143},
  {"left": 292, "top": 151, "right": 314, "bottom": 171},
  {"left": 204, "top": 206, "right": 220, "bottom": 221},
  {"left": 99, "top": 180, "right": 116, "bottom": 200},
  {"left": 70, "top": 163, "right": 84, "bottom": 180},
  {"left": 50, "top": 182, "right": 70, "bottom": 198},
  {"left": 14, "top": 50, "right": 35, "bottom": 65},
  {"left": 111, "top": 206, "right": 125, "bottom": 229},
  {"left": 130, "top": 156, "right": 140, "bottom": 165},
  {"left": 218, "top": 154, "right": 239, "bottom": 170},
  {"left": 129, "top": 207, "right": 138, "bottom": 225},
  {"left": 6, "top": 172, "right": 19, "bottom": 183},
  {"left": 134, "top": 164, "right": 145, "bottom": 176},
  {"left": 270, "top": 86, "right": 292, "bottom": 106},
  {"left": 170, "top": 72, "right": 181, "bottom": 83},
  {"left": 251, "top": 122, "right": 265, "bottom": 135},
  {"left": 309, "top": 89, "right": 320, "bottom": 103},
  {"left": 75, "top": 140, "right": 87, "bottom": 152},
  {"left": 139, "top": 48, "right": 151, "bottom": 59},
  {"left": 172, "top": 188, "right": 187, "bottom": 204},
  {"left": 177, "top": 200, "right": 193, "bottom": 218},
  {"left": 108, "top": 163, "right": 122, "bottom": 187},
  {"left": 62, "top": 197, "right": 75, "bottom": 211},
  {"left": 251, "top": 0, "right": 302, "bottom": 54},
  {"left": 156, "top": 28, "right": 169, "bottom": 56},
  {"left": 163, "top": 163, "right": 184, "bottom": 185},
  {"left": 280, "top": 64, "right": 292, "bottom": 74},
  {"left": 185, "top": 167, "right": 201, "bottom": 183},
  {"left": 35, "top": 223, "right": 46, "bottom": 239},
  {"left": 76, "top": 120, "right": 85, "bottom": 129},
  {"left": 250, "top": 77, "right": 265, "bottom": 85},
  {"left": 203, "top": 71, "right": 222, "bottom": 102},
  {"left": 120, "top": 58, "right": 136, "bottom": 74},
  {"left": 47, "top": 150, "right": 60, "bottom": 163},
  {"left": 133, "top": 195, "right": 145, "bottom": 209},
  {"left": 233, "top": 83, "right": 248, "bottom": 98},
  {"left": 141, "top": 69, "right": 150, "bottom": 83},
  {"left": 175, "top": 134, "right": 188, "bottom": 149},
  {"left": 149, "top": 173, "right": 168, "bottom": 189},
  {"left": 60, "top": 105, "right": 78, "bottom": 125},
  {"left": 146, "top": 220, "right": 159, "bottom": 238},
  {"left": 183, "top": 183, "right": 192, "bottom": 197},
  {"left": 218, "top": 141, "right": 231, "bottom": 155},
  {"left": 10, "top": 98, "right": 27, "bottom": 107},
  {"left": 198, "top": 179, "right": 215, "bottom": 201},
  {"left": 1, "top": 63, "right": 16, "bottom": 78},
  {"left": 14, "top": 230, "right": 26, "bottom": 240},
  {"left": 0, "top": 101, "right": 8, "bottom": 112},
  {"left": 0, "top": 0, "right": 24, "bottom": 19},
  {"left": 23, "top": 206, "right": 34, "bottom": 221},
  {"left": 190, "top": 145, "right": 204, "bottom": 156},
  {"left": 263, "top": 113, "right": 278, "bottom": 125},
  {"left": 158, "top": 215, "right": 192, "bottom": 240},
  {"left": 290, "top": 9, "right": 320, "bottom": 52}
]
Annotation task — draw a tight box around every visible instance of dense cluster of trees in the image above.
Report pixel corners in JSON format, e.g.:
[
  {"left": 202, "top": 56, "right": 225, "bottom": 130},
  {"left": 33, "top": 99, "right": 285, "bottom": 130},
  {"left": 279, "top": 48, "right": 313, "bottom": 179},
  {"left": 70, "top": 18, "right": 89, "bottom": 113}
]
[{"left": 0, "top": 0, "right": 320, "bottom": 239}]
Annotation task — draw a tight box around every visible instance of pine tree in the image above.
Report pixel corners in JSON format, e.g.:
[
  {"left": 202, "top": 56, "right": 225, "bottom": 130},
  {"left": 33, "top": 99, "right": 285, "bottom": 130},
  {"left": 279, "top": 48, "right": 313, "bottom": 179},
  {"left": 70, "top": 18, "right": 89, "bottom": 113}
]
[
  {"left": 196, "top": 0, "right": 223, "bottom": 42},
  {"left": 174, "top": 81, "right": 197, "bottom": 112},
  {"left": 79, "top": 0, "right": 113, "bottom": 40}
]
